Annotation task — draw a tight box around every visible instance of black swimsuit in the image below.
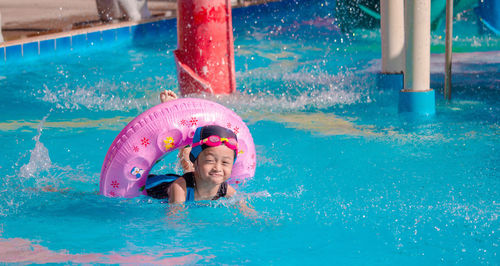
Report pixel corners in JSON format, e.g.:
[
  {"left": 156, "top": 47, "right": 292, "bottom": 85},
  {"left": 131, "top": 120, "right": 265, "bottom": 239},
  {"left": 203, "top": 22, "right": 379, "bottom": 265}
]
[{"left": 146, "top": 172, "right": 227, "bottom": 201}]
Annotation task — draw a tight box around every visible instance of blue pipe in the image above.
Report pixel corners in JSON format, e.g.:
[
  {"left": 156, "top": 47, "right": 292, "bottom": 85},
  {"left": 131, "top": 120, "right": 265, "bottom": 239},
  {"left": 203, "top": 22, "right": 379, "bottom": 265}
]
[{"left": 398, "top": 90, "right": 436, "bottom": 115}]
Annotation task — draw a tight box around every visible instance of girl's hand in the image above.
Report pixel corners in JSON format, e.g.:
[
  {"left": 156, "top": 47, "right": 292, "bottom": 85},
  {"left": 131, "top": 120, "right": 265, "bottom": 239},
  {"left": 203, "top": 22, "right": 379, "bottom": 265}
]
[
  {"left": 160, "top": 90, "right": 178, "bottom": 103},
  {"left": 178, "top": 145, "right": 194, "bottom": 173}
]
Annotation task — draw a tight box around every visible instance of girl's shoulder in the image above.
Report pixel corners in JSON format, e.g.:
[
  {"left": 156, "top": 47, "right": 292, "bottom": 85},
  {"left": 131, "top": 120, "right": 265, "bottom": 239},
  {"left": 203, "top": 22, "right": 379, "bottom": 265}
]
[
  {"left": 181, "top": 172, "right": 196, "bottom": 188},
  {"left": 171, "top": 175, "right": 187, "bottom": 187},
  {"left": 168, "top": 176, "right": 188, "bottom": 203}
]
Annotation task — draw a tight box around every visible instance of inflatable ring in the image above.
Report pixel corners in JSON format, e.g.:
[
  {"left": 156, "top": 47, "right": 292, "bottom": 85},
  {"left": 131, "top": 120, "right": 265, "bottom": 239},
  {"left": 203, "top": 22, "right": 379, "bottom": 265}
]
[{"left": 99, "top": 98, "right": 256, "bottom": 198}]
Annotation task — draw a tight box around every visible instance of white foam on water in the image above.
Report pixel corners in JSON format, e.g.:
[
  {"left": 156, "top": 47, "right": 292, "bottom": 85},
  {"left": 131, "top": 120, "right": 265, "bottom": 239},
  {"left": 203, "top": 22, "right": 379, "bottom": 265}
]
[
  {"left": 37, "top": 82, "right": 150, "bottom": 112},
  {"left": 32, "top": 55, "right": 369, "bottom": 114},
  {"left": 195, "top": 70, "right": 371, "bottom": 114}
]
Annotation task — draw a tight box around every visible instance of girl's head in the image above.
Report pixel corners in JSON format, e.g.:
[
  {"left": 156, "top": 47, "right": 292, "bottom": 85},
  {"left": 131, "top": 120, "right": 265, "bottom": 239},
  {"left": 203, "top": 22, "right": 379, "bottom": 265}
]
[
  {"left": 189, "top": 125, "right": 238, "bottom": 163},
  {"left": 189, "top": 125, "right": 238, "bottom": 184}
]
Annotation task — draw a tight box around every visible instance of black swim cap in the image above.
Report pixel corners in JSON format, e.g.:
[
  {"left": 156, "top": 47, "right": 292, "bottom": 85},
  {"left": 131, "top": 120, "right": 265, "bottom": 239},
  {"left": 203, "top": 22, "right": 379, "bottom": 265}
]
[{"left": 189, "top": 125, "right": 238, "bottom": 163}]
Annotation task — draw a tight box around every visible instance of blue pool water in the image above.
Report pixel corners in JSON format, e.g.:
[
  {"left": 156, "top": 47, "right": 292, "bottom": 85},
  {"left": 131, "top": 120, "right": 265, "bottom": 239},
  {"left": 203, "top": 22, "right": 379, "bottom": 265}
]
[{"left": 0, "top": 0, "right": 498, "bottom": 264}]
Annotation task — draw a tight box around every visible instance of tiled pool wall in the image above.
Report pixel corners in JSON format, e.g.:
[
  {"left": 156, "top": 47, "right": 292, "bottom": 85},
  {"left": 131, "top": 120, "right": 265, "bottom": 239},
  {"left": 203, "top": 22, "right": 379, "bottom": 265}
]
[{"left": 0, "top": 18, "right": 176, "bottom": 63}]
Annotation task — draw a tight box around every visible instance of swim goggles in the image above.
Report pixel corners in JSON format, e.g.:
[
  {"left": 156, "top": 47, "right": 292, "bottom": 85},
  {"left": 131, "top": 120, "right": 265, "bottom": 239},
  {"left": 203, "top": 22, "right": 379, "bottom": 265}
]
[{"left": 191, "top": 135, "right": 238, "bottom": 151}]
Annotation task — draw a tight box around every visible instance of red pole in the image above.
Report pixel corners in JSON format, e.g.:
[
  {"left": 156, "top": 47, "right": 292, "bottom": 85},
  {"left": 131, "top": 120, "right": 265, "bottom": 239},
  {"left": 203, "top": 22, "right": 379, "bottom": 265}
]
[{"left": 175, "top": 0, "right": 236, "bottom": 95}]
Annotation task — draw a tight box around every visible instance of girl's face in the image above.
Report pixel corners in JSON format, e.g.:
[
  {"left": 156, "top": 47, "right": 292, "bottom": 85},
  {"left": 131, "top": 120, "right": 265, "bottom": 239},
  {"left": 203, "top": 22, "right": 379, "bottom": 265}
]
[{"left": 194, "top": 145, "right": 234, "bottom": 185}]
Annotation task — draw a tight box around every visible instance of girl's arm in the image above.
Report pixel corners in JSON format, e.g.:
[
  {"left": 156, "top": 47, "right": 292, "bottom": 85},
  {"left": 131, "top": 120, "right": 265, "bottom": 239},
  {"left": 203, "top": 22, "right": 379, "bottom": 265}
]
[
  {"left": 167, "top": 178, "right": 187, "bottom": 204},
  {"left": 226, "top": 184, "right": 257, "bottom": 216},
  {"left": 226, "top": 184, "right": 237, "bottom": 197}
]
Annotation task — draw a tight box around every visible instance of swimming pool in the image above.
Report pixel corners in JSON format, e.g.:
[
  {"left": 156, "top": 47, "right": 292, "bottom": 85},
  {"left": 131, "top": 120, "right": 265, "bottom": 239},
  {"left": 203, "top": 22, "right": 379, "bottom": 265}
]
[{"left": 0, "top": 0, "right": 498, "bottom": 264}]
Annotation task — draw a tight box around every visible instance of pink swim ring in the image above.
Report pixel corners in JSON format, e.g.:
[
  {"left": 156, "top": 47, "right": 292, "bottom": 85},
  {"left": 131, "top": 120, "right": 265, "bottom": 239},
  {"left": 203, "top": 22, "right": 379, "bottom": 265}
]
[{"left": 100, "top": 98, "right": 256, "bottom": 198}]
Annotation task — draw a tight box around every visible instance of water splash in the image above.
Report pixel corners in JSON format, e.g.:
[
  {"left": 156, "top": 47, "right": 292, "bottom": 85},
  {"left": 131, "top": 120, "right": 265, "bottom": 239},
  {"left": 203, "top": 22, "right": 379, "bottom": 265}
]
[
  {"left": 19, "top": 113, "right": 52, "bottom": 179},
  {"left": 0, "top": 114, "right": 52, "bottom": 217},
  {"left": 15, "top": 112, "right": 86, "bottom": 190},
  {"left": 189, "top": 71, "right": 371, "bottom": 114},
  {"left": 38, "top": 82, "right": 152, "bottom": 112}
]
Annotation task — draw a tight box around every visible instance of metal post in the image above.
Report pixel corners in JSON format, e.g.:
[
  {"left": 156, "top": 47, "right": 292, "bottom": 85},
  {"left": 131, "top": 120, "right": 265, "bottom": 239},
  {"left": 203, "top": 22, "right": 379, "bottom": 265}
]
[
  {"left": 399, "top": 0, "right": 435, "bottom": 115},
  {"left": 378, "top": 0, "right": 405, "bottom": 92},
  {"left": 444, "top": 0, "right": 453, "bottom": 100},
  {"left": 381, "top": 0, "right": 405, "bottom": 74},
  {"left": 0, "top": 12, "right": 4, "bottom": 43},
  {"left": 404, "top": 0, "right": 431, "bottom": 92}
]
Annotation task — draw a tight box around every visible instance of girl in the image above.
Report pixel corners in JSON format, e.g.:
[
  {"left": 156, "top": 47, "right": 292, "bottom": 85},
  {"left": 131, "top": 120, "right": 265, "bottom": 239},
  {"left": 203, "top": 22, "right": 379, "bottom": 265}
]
[{"left": 146, "top": 91, "right": 238, "bottom": 203}]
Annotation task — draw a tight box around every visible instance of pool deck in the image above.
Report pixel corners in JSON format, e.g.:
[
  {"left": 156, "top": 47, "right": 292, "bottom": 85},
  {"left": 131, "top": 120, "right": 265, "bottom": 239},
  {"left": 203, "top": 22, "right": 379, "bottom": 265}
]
[
  {"left": 0, "top": 0, "right": 177, "bottom": 43},
  {"left": 0, "top": 0, "right": 273, "bottom": 45}
]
